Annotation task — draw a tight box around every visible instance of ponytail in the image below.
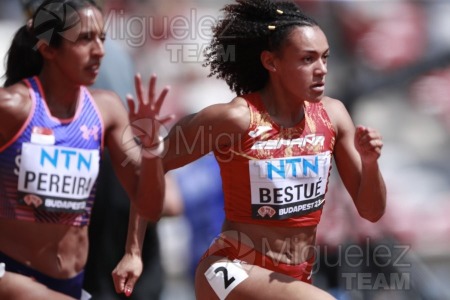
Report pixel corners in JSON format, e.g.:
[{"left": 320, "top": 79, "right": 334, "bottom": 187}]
[{"left": 4, "top": 25, "right": 43, "bottom": 87}]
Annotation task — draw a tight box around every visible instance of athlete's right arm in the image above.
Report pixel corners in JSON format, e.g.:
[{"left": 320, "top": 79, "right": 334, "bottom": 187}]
[
  {"left": 0, "top": 84, "right": 31, "bottom": 147},
  {"left": 162, "top": 97, "right": 250, "bottom": 172}
]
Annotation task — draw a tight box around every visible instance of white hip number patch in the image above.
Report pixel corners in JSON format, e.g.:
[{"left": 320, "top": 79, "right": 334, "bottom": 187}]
[{"left": 204, "top": 260, "right": 249, "bottom": 300}]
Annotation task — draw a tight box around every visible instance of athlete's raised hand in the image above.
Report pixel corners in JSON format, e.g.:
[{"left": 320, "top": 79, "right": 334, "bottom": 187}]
[{"left": 126, "top": 73, "right": 174, "bottom": 150}]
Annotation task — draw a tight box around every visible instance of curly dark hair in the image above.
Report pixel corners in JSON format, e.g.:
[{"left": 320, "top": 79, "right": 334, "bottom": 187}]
[{"left": 204, "top": 0, "right": 318, "bottom": 95}]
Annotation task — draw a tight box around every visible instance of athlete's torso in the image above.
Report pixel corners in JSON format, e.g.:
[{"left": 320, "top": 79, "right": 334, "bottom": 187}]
[
  {"left": 215, "top": 93, "right": 336, "bottom": 228},
  {"left": 0, "top": 76, "right": 104, "bottom": 227},
  {"left": 0, "top": 77, "right": 104, "bottom": 278}
]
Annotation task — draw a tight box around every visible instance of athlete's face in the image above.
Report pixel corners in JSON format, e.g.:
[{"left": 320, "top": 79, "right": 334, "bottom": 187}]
[
  {"left": 272, "top": 26, "right": 329, "bottom": 102},
  {"left": 51, "top": 7, "right": 105, "bottom": 86}
]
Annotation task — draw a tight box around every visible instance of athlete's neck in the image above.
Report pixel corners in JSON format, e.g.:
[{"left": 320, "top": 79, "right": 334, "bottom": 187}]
[
  {"left": 259, "top": 86, "right": 304, "bottom": 128},
  {"left": 38, "top": 73, "right": 81, "bottom": 119}
]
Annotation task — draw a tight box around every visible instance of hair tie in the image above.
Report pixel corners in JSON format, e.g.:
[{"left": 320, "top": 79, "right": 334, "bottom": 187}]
[{"left": 26, "top": 18, "right": 33, "bottom": 31}]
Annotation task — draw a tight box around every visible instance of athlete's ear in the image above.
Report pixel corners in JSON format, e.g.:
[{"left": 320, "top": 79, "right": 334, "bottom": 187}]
[
  {"left": 37, "top": 42, "right": 57, "bottom": 60},
  {"left": 261, "top": 50, "right": 277, "bottom": 73}
]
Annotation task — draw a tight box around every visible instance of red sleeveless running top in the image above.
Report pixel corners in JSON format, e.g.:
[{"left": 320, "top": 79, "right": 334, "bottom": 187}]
[{"left": 214, "top": 93, "right": 336, "bottom": 227}]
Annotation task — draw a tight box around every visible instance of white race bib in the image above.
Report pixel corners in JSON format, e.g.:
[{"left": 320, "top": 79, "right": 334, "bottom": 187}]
[
  {"left": 249, "top": 152, "right": 331, "bottom": 219},
  {"left": 17, "top": 143, "right": 100, "bottom": 213}
]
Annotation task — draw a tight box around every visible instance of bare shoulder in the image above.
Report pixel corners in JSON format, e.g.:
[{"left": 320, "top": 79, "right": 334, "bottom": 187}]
[
  {"left": 200, "top": 96, "right": 248, "bottom": 117},
  {"left": 0, "top": 83, "right": 32, "bottom": 143},
  {"left": 0, "top": 83, "right": 31, "bottom": 121},
  {"left": 320, "top": 96, "right": 353, "bottom": 130},
  {"left": 320, "top": 96, "right": 348, "bottom": 114},
  {"left": 227, "top": 96, "right": 252, "bottom": 132},
  {"left": 0, "top": 83, "right": 30, "bottom": 110},
  {"left": 197, "top": 95, "right": 250, "bottom": 133},
  {"left": 88, "top": 88, "right": 127, "bottom": 128}
]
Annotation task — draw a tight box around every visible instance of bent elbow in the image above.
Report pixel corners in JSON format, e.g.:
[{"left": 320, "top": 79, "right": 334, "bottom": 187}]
[
  {"left": 360, "top": 209, "right": 385, "bottom": 223},
  {"left": 365, "top": 214, "right": 383, "bottom": 223}
]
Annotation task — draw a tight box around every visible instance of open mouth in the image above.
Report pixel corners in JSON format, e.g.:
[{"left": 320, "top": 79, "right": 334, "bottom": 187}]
[
  {"left": 311, "top": 82, "right": 325, "bottom": 91},
  {"left": 87, "top": 64, "right": 100, "bottom": 71}
]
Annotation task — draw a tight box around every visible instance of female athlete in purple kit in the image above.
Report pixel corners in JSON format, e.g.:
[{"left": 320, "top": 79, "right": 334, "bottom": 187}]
[{"left": 0, "top": 0, "right": 170, "bottom": 298}]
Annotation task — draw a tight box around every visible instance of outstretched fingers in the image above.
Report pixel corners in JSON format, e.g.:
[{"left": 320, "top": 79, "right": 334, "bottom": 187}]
[
  {"left": 126, "top": 94, "right": 136, "bottom": 115},
  {"left": 131, "top": 73, "right": 172, "bottom": 120},
  {"left": 153, "top": 85, "right": 170, "bottom": 115},
  {"left": 134, "top": 73, "right": 146, "bottom": 106},
  {"left": 158, "top": 114, "right": 176, "bottom": 125},
  {"left": 148, "top": 74, "right": 156, "bottom": 106}
]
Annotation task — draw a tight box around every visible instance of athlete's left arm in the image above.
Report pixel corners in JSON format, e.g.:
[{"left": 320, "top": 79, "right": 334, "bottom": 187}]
[
  {"left": 90, "top": 74, "right": 171, "bottom": 221},
  {"left": 323, "top": 97, "right": 386, "bottom": 222}
]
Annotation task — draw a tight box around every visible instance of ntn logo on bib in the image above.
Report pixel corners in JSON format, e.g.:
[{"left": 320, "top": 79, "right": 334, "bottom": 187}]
[
  {"left": 17, "top": 143, "right": 100, "bottom": 213},
  {"left": 249, "top": 152, "right": 331, "bottom": 220}
]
